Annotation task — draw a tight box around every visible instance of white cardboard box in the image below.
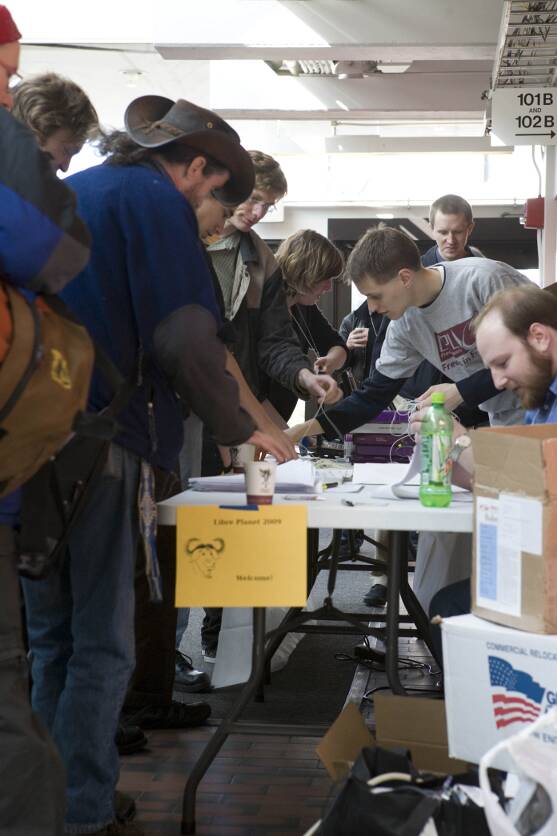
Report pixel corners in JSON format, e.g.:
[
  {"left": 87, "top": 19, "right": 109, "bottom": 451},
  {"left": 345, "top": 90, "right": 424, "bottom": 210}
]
[{"left": 442, "top": 613, "right": 557, "bottom": 769}]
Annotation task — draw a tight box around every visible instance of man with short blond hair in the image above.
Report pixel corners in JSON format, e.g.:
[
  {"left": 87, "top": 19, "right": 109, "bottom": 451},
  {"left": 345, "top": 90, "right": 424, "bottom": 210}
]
[{"left": 422, "top": 193, "right": 483, "bottom": 265}]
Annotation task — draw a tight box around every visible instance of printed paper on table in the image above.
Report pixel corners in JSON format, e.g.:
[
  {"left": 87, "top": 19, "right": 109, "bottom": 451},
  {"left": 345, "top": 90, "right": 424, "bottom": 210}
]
[{"left": 175, "top": 504, "right": 307, "bottom": 607}]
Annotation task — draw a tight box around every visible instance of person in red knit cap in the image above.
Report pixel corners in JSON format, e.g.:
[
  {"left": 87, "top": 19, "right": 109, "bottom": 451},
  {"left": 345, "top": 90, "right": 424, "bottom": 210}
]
[
  {"left": 0, "top": 3, "right": 20, "bottom": 108},
  {"left": 0, "top": 6, "right": 97, "bottom": 835}
]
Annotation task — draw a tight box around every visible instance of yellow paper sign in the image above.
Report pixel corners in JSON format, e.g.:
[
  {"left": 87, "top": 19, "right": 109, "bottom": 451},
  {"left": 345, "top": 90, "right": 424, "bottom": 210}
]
[{"left": 175, "top": 504, "right": 307, "bottom": 607}]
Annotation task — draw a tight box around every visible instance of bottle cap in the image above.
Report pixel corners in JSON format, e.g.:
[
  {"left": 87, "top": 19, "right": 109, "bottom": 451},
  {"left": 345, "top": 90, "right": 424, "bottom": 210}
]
[{"left": 431, "top": 392, "right": 445, "bottom": 405}]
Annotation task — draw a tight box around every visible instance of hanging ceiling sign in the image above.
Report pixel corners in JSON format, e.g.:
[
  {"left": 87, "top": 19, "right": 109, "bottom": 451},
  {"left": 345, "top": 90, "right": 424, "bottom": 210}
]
[{"left": 491, "top": 87, "right": 557, "bottom": 145}]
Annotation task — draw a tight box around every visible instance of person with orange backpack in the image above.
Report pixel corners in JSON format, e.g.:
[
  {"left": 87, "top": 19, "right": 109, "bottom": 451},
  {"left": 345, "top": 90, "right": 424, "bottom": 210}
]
[{"left": 0, "top": 6, "right": 92, "bottom": 835}]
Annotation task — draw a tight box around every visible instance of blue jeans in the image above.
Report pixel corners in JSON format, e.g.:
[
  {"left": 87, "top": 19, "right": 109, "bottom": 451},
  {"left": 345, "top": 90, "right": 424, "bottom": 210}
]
[
  {"left": 22, "top": 444, "right": 140, "bottom": 834},
  {"left": 176, "top": 606, "right": 190, "bottom": 650},
  {"left": 0, "top": 525, "right": 65, "bottom": 836}
]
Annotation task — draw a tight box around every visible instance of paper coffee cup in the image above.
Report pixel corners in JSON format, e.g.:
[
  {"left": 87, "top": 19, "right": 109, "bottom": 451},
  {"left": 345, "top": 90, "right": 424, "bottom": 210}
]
[
  {"left": 245, "top": 460, "right": 277, "bottom": 505},
  {"left": 230, "top": 443, "right": 256, "bottom": 473}
]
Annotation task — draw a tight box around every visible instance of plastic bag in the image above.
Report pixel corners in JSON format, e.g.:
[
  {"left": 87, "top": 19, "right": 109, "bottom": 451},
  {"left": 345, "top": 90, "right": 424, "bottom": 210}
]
[
  {"left": 479, "top": 707, "right": 557, "bottom": 835},
  {"left": 318, "top": 746, "right": 490, "bottom": 836},
  {"left": 211, "top": 585, "right": 321, "bottom": 688}
]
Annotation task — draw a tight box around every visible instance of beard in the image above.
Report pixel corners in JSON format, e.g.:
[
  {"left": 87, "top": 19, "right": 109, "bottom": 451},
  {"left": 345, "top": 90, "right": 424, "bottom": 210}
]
[{"left": 516, "top": 348, "right": 554, "bottom": 410}]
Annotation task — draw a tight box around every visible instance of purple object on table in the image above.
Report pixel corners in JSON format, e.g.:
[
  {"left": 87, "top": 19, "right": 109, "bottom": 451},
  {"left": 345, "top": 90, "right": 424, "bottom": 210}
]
[{"left": 348, "top": 410, "right": 414, "bottom": 464}]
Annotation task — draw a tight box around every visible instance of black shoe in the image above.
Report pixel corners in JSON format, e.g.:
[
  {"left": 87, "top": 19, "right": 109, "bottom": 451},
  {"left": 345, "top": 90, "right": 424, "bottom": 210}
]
[
  {"left": 338, "top": 530, "right": 365, "bottom": 559},
  {"left": 115, "top": 724, "right": 148, "bottom": 756},
  {"left": 175, "top": 650, "right": 211, "bottom": 693},
  {"left": 363, "top": 583, "right": 387, "bottom": 607},
  {"left": 114, "top": 791, "right": 136, "bottom": 823},
  {"left": 126, "top": 700, "right": 211, "bottom": 730}
]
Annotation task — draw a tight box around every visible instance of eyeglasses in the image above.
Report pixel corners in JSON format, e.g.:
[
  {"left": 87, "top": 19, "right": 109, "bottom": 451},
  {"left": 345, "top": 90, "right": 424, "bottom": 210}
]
[
  {"left": 244, "top": 195, "right": 278, "bottom": 214},
  {"left": 8, "top": 70, "right": 22, "bottom": 90},
  {"left": 0, "top": 60, "right": 22, "bottom": 90}
]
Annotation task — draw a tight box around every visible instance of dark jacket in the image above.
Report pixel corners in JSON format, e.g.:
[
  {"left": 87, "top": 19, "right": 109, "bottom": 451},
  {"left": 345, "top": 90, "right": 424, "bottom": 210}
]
[
  {"left": 0, "top": 107, "right": 90, "bottom": 294},
  {"left": 339, "top": 302, "right": 384, "bottom": 387},
  {"left": 0, "top": 108, "right": 92, "bottom": 524},
  {"left": 208, "top": 231, "right": 312, "bottom": 400},
  {"left": 267, "top": 303, "right": 347, "bottom": 421},
  {"left": 421, "top": 243, "right": 484, "bottom": 267}
]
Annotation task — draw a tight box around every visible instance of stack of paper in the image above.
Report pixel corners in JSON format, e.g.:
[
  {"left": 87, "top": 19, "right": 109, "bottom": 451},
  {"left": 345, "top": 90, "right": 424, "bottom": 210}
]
[
  {"left": 190, "top": 458, "right": 320, "bottom": 494},
  {"left": 352, "top": 462, "right": 419, "bottom": 485}
]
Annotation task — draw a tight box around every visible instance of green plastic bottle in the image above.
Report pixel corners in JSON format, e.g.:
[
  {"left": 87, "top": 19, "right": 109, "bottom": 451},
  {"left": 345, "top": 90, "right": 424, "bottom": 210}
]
[{"left": 419, "top": 392, "right": 453, "bottom": 508}]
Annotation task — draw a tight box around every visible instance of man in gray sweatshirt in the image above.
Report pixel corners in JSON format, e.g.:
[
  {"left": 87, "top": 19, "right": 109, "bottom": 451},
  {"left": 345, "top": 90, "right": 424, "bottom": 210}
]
[
  {"left": 291, "top": 226, "right": 529, "bottom": 441},
  {"left": 290, "top": 225, "right": 531, "bottom": 618}
]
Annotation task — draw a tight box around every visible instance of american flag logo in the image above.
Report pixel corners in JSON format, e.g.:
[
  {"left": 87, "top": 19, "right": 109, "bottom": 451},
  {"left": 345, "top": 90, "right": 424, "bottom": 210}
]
[{"left": 488, "top": 656, "right": 545, "bottom": 729}]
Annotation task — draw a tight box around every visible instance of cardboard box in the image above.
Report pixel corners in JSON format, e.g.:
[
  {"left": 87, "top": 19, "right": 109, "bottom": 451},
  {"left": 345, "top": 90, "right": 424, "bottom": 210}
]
[
  {"left": 316, "top": 698, "right": 466, "bottom": 781},
  {"left": 374, "top": 694, "right": 467, "bottom": 774},
  {"left": 443, "top": 613, "right": 557, "bottom": 770},
  {"left": 470, "top": 423, "right": 557, "bottom": 633}
]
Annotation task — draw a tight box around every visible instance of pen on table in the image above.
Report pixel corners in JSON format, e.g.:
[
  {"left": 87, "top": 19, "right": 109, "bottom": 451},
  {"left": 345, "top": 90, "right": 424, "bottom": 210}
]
[
  {"left": 341, "top": 498, "right": 389, "bottom": 507},
  {"left": 322, "top": 481, "right": 339, "bottom": 490}
]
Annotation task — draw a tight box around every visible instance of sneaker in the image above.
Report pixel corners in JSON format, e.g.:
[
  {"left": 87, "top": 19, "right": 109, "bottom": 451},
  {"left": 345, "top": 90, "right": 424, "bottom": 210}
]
[
  {"left": 363, "top": 583, "right": 387, "bottom": 608},
  {"left": 174, "top": 650, "right": 211, "bottom": 693},
  {"left": 115, "top": 724, "right": 148, "bottom": 756},
  {"left": 125, "top": 700, "right": 211, "bottom": 730},
  {"left": 202, "top": 645, "right": 217, "bottom": 664}
]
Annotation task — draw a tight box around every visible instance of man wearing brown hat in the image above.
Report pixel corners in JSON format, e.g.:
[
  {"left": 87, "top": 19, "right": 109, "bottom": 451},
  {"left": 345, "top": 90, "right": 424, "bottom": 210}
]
[
  {"left": 0, "top": 5, "right": 92, "bottom": 835},
  {"left": 21, "top": 95, "right": 284, "bottom": 836}
]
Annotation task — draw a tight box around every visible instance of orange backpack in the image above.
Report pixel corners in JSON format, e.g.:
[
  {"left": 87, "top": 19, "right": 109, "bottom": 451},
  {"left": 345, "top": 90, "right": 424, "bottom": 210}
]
[{"left": 0, "top": 283, "right": 95, "bottom": 497}]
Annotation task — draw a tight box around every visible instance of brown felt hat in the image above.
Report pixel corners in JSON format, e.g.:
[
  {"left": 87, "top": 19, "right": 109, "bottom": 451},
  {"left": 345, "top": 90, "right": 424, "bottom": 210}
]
[{"left": 124, "top": 95, "right": 254, "bottom": 206}]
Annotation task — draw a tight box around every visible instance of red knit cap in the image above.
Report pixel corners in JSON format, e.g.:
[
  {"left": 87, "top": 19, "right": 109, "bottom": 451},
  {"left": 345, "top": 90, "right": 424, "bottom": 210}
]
[{"left": 0, "top": 6, "right": 21, "bottom": 45}]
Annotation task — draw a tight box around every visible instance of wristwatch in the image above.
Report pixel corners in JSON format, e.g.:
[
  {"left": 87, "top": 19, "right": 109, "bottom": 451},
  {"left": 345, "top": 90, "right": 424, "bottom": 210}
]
[{"left": 448, "top": 434, "right": 472, "bottom": 464}]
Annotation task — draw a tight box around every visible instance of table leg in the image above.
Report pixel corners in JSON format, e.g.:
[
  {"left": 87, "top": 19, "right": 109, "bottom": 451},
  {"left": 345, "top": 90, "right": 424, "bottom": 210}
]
[
  {"left": 385, "top": 530, "right": 408, "bottom": 696},
  {"left": 400, "top": 574, "right": 436, "bottom": 657},
  {"left": 181, "top": 608, "right": 267, "bottom": 835}
]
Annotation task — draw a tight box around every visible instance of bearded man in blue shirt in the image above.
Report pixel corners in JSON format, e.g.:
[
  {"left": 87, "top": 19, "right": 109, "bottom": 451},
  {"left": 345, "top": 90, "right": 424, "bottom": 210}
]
[{"left": 410, "top": 283, "right": 557, "bottom": 667}]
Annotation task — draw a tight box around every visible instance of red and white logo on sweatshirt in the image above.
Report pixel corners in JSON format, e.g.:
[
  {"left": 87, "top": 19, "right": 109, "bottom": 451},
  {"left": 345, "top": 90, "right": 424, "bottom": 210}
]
[{"left": 435, "top": 318, "right": 476, "bottom": 364}]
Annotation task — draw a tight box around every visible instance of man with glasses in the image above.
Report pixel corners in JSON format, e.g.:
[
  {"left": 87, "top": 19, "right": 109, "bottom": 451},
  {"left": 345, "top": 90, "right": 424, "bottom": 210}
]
[
  {"left": 0, "top": 8, "right": 20, "bottom": 110},
  {"left": 202, "top": 150, "right": 342, "bottom": 660},
  {"left": 207, "top": 150, "right": 340, "bottom": 414}
]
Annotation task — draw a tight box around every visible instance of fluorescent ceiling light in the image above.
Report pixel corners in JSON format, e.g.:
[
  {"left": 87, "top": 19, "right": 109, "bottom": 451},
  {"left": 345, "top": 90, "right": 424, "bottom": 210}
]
[
  {"left": 325, "top": 136, "right": 513, "bottom": 154},
  {"left": 377, "top": 63, "right": 411, "bottom": 74}
]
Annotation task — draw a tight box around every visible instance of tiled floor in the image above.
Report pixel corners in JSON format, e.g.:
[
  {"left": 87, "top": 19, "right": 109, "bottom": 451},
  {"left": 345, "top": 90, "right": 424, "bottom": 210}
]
[
  {"left": 119, "top": 539, "right": 439, "bottom": 836},
  {"left": 119, "top": 725, "right": 335, "bottom": 835},
  {"left": 118, "top": 635, "right": 438, "bottom": 836}
]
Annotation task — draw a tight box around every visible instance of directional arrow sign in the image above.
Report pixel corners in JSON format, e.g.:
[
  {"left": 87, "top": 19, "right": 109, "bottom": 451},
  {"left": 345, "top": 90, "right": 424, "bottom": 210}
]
[
  {"left": 492, "top": 87, "right": 557, "bottom": 146},
  {"left": 516, "top": 131, "right": 556, "bottom": 138}
]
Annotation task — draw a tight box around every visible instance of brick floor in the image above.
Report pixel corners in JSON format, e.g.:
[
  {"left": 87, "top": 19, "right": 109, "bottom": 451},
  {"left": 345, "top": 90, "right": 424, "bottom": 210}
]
[{"left": 119, "top": 724, "right": 335, "bottom": 835}]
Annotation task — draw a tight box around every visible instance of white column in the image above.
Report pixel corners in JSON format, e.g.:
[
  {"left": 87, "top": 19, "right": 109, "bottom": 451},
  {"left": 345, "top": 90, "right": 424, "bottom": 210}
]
[{"left": 542, "top": 145, "right": 557, "bottom": 287}]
